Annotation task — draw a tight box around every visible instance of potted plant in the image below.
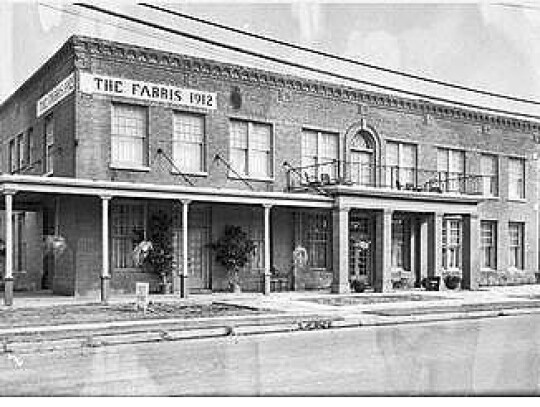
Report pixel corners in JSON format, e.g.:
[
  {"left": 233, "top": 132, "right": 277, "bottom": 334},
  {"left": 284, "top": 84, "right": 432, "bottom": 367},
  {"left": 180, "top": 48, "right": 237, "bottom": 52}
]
[
  {"left": 133, "top": 211, "right": 174, "bottom": 294},
  {"left": 350, "top": 275, "right": 368, "bottom": 293},
  {"left": 444, "top": 274, "right": 462, "bottom": 290},
  {"left": 210, "top": 225, "right": 256, "bottom": 293}
]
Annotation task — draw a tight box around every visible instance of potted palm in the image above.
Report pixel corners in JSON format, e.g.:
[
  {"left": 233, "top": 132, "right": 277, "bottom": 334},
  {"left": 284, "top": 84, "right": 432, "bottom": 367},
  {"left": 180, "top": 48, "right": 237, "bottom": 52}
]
[{"left": 210, "top": 225, "right": 256, "bottom": 293}]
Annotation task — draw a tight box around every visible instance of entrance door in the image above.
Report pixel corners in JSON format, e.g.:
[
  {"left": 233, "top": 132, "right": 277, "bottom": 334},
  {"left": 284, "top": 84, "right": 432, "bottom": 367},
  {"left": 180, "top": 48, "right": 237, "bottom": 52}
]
[
  {"left": 173, "top": 207, "right": 211, "bottom": 291},
  {"left": 349, "top": 212, "right": 374, "bottom": 285}
]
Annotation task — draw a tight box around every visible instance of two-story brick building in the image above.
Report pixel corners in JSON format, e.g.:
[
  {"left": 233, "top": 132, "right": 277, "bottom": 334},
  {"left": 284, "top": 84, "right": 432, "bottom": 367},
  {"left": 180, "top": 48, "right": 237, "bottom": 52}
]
[{"left": 1, "top": 35, "right": 539, "bottom": 304}]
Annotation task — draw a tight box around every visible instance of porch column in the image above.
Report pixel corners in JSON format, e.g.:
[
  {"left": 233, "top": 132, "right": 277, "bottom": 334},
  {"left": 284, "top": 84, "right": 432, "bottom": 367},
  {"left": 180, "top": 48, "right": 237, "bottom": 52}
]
[
  {"left": 331, "top": 205, "right": 350, "bottom": 294},
  {"left": 3, "top": 191, "right": 15, "bottom": 306},
  {"left": 374, "top": 209, "right": 393, "bottom": 293},
  {"left": 262, "top": 204, "right": 272, "bottom": 295},
  {"left": 181, "top": 200, "right": 190, "bottom": 298},
  {"left": 427, "top": 212, "right": 444, "bottom": 288},
  {"left": 462, "top": 213, "right": 480, "bottom": 290},
  {"left": 100, "top": 195, "right": 112, "bottom": 304}
]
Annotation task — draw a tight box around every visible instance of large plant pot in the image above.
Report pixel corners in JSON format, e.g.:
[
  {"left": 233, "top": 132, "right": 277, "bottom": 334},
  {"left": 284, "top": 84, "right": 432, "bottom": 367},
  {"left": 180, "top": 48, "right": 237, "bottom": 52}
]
[
  {"left": 444, "top": 276, "right": 461, "bottom": 290},
  {"left": 230, "top": 283, "right": 242, "bottom": 294}
]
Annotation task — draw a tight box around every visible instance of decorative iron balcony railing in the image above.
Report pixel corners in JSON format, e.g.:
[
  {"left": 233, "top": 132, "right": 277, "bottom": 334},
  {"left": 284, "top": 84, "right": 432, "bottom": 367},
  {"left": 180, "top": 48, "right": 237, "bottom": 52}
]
[{"left": 286, "top": 160, "right": 489, "bottom": 196}]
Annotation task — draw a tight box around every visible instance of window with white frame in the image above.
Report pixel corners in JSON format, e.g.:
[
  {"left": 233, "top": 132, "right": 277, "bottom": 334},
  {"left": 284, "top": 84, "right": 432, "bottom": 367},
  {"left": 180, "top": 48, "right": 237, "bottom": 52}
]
[
  {"left": 508, "top": 158, "right": 525, "bottom": 199},
  {"left": 442, "top": 217, "right": 462, "bottom": 270},
  {"left": 301, "top": 211, "right": 332, "bottom": 269},
  {"left": 481, "top": 154, "right": 498, "bottom": 197},
  {"left": 230, "top": 120, "right": 272, "bottom": 178},
  {"left": 9, "top": 139, "right": 17, "bottom": 174},
  {"left": 172, "top": 112, "right": 205, "bottom": 173},
  {"left": 391, "top": 217, "right": 411, "bottom": 270},
  {"left": 44, "top": 115, "right": 54, "bottom": 173},
  {"left": 481, "top": 221, "right": 497, "bottom": 269},
  {"left": 438, "top": 148, "right": 465, "bottom": 192},
  {"left": 111, "top": 202, "right": 147, "bottom": 270},
  {"left": 386, "top": 141, "right": 417, "bottom": 189},
  {"left": 17, "top": 133, "right": 26, "bottom": 171},
  {"left": 301, "top": 129, "right": 339, "bottom": 182},
  {"left": 27, "top": 127, "right": 34, "bottom": 170},
  {"left": 111, "top": 104, "right": 148, "bottom": 168},
  {"left": 508, "top": 222, "right": 524, "bottom": 270}
]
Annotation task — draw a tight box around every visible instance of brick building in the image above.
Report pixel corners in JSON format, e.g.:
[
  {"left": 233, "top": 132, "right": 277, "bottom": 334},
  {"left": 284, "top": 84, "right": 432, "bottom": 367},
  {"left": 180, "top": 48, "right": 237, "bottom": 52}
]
[{"left": 1, "top": 35, "right": 539, "bottom": 303}]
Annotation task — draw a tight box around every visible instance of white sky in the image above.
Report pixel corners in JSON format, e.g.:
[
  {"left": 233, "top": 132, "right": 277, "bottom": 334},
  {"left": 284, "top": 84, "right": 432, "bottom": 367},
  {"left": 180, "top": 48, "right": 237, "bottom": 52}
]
[{"left": 1, "top": 0, "right": 540, "bottom": 120}]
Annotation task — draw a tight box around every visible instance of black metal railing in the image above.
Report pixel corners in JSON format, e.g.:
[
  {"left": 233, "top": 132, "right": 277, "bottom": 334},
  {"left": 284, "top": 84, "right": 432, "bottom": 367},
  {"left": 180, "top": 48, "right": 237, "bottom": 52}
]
[{"left": 286, "top": 161, "right": 487, "bottom": 196}]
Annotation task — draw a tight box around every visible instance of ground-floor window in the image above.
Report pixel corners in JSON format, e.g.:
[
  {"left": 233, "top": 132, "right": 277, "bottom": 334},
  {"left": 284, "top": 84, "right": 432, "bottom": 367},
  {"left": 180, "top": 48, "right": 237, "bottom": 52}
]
[
  {"left": 302, "top": 212, "right": 331, "bottom": 269},
  {"left": 112, "top": 202, "right": 146, "bottom": 270},
  {"left": 508, "top": 222, "right": 524, "bottom": 270},
  {"left": 391, "top": 216, "right": 411, "bottom": 270},
  {"left": 442, "top": 217, "right": 462, "bottom": 271},
  {"left": 481, "top": 220, "right": 497, "bottom": 269}
]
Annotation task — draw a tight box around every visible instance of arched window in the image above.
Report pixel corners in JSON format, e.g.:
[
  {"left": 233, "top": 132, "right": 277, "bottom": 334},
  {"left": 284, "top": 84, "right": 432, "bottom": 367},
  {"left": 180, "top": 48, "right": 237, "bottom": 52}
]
[{"left": 350, "top": 131, "right": 375, "bottom": 186}]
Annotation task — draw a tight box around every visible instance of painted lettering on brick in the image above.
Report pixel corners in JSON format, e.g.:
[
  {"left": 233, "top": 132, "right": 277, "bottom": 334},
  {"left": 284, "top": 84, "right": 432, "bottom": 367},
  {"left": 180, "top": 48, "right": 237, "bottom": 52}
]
[
  {"left": 79, "top": 72, "right": 216, "bottom": 110},
  {"left": 37, "top": 73, "right": 76, "bottom": 117}
]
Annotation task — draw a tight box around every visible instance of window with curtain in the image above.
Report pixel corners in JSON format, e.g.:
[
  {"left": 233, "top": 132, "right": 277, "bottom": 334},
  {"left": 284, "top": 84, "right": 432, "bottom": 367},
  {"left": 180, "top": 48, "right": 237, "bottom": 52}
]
[
  {"left": 301, "top": 129, "right": 339, "bottom": 182},
  {"left": 173, "top": 112, "right": 205, "bottom": 173},
  {"left": 508, "top": 158, "right": 525, "bottom": 199},
  {"left": 438, "top": 148, "right": 465, "bottom": 192},
  {"left": 229, "top": 120, "right": 272, "bottom": 178},
  {"left": 442, "top": 218, "right": 462, "bottom": 270},
  {"left": 481, "top": 221, "right": 497, "bottom": 269},
  {"left": 45, "top": 115, "right": 54, "bottom": 173},
  {"left": 111, "top": 104, "right": 148, "bottom": 167},
  {"left": 508, "top": 222, "right": 524, "bottom": 270},
  {"left": 111, "top": 202, "right": 146, "bottom": 270},
  {"left": 386, "top": 141, "right": 417, "bottom": 189},
  {"left": 481, "top": 154, "right": 498, "bottom": 197}
]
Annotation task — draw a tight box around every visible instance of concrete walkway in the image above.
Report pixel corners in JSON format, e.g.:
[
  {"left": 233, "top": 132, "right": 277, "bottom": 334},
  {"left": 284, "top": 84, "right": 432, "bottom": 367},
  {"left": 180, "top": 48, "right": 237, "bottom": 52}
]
[{"left": 2, "top": 285, "right": 540, "bottom": 353}]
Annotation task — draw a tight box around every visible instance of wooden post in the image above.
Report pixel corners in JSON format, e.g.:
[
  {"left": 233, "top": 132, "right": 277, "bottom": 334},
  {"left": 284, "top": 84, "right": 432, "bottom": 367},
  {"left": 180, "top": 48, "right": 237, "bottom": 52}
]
[
  {"left": 263, "top": 204, "right": 272, "bottom": 295},
  {"left": 181, "top": 200, "right": 190, "bottom": 298},
  {"left": 100, "top": 195, "right": 112, "bottom": 304},
  {"left": 3, "top": 191, "right": 15, "bottom": 306}
]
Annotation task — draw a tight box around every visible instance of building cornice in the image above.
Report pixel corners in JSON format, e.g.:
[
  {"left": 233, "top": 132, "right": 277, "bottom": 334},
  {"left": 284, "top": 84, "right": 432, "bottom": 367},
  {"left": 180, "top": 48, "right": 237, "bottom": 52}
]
[{"left": 72, "top": 35, "right": 540, "bottom": 135}]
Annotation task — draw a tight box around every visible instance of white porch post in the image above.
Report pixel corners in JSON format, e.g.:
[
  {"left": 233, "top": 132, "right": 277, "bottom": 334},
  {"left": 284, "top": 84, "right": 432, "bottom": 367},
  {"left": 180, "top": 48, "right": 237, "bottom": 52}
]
[
  {"left": 181, "top": 200, "right": 190, "bottom": 298},
  {"left": 263, "top": 204, "right": 272, "bottom": 295},
  {"left": 3, "top": 191, "right": 15, "bottom": 306},
  {"left": 100, "top": 195, "right": 112, "bottom": 303}
]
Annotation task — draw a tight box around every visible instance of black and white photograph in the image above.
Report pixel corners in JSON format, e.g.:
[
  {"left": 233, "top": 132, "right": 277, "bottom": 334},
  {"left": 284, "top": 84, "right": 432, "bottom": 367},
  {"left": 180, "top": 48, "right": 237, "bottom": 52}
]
[{"left": 1, "top": 0, "right": 540, "bottom": 397}]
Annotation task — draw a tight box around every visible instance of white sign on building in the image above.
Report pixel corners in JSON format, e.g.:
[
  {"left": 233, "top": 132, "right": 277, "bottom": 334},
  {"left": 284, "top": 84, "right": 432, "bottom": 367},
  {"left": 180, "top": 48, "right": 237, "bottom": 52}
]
[
  {"left": 79, "top": 72, "right": 217, "bottom": 110},
  {"left": 36, "top": 73, "right": 76, "bottom": 117}
]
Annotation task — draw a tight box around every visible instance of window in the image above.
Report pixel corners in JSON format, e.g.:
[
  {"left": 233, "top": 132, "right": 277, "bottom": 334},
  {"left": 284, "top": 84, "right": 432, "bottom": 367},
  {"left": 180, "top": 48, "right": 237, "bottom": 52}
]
[
  {"left": 111, "top": 202, "right": 146, "bottom": 270},
  {"left": 111, "top": 104, "right": 148, "bottom": 167},
  {"left": 44, "top": 115, "right": 54, "bottom": 173},
  {"left": 442, "top": 218, "right": 462, "bottom": 270},
  {"left": 17, "top": 133, "right": 26, "bottom": 171},
  {"left": 438, "top": 148, "right": 465, "bottom": 192},
  {"left": 27, "top": 127, "right": 34, "bottom": 169},
  {"left": 301, "top": 212, "right": 331, "bottom": 269},
  {"left": 481, "top": 221, "right": 497, "bottom": 269},
  {"left": 386, "top": 141, "right": 417, "bottom": 189},
  {"left": 508, "top": 158, "right": 525, "bottom": 199},
  {"left": 350, "top": 131, "right": 376, "bottom": 186},
  {"left": 391, "top": 217, "right": 411, "bottom": 270},
  {"left": 9, "top": 139, "right": 17, "bottom": 174},
  {"left": 301, "top": 129, "right": 339, "bottom": 182},
  {"left": 508, "top": 222, "right": 524, "bottom": 270},
  {"left": 172, "top": 112, "right": 205, "bottom": 173},
  {"left": 481, "top": 154, "right": 498, "bottom": 197},
  {"left": 230, "top": 120, "right": 272, "bottom": 178}
]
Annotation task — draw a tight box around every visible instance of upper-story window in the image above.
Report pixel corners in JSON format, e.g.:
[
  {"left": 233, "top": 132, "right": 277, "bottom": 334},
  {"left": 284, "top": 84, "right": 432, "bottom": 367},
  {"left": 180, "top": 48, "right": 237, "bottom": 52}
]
[
  {"left": 9, "top": 139, "right": 17, "bottom": 174},
  {"left": 44, "top": 115, "right": 54, "bottom": 174},
  {"left": 481, "top": 154, "right": 498, "bottom": 197},
  {"left": 386, "top": 141, "right": 417, "bottom": 189},
  {"left": 350, "top": 131, "right": 376, "bottom": 186},
  {"left": 301, "top": 129, "right": 338, "bottom": 183},
  {"left": 173, "top": 112, "right": 205, "bottom": 174},
  {"left": 17, "top": 133, "right": 26, "bottom": 171},
  {"left": 508, "top": 157, "right": 525, "bottom": 200},
  {"left": 229, "top": 119, "right": 273, "bottom": 179},
  {"left": 111, "top": 104, "right": 148, "bottom": 168},
  {"left": 437, "top": 148, "right": 465, "bottom": 193},
  {"left": 27, "top": 127, "right": 34, "bottom": 170}
]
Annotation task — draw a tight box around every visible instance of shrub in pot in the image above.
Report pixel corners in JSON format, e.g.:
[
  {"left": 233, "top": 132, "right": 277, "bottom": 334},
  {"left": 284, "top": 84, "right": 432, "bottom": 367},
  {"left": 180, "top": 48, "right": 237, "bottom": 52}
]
[
  {"left": 350, "top": 276, "right": 368, "bottom": 293},
  {"left": 444, "top": 275, "right": 462, "bottom": 290}
]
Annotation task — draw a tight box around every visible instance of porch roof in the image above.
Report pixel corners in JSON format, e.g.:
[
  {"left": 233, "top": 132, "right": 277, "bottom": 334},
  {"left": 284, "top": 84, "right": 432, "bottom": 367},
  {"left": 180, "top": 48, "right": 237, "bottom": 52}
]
[{"left": 0, "top": 174, "right": 334, "bottom": 209}]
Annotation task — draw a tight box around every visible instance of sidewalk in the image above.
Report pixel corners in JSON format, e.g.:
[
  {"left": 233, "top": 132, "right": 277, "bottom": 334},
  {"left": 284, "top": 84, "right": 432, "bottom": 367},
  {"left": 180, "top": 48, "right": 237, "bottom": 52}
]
[{"left": 2, "top": 285, "right": 540, "bottom": 353}]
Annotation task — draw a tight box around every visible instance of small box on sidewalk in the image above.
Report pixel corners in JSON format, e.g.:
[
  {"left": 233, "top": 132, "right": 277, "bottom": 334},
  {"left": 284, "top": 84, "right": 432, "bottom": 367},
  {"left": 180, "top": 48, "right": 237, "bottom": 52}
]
[{"left": 135, "top": 282, "right": 150, "bottom": 312}]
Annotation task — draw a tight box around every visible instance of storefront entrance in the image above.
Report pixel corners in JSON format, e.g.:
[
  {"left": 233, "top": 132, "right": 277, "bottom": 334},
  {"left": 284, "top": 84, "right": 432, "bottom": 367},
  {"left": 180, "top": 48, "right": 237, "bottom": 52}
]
[{"left": 349, "top": 211, "right": 375, "bottom": 286}]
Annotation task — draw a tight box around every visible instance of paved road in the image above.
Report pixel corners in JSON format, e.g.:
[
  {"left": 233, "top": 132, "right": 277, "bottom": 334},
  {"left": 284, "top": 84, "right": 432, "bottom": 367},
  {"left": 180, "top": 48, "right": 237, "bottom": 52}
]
[{"left": 1, "top": 314, "right": 540, "bottom": 395}]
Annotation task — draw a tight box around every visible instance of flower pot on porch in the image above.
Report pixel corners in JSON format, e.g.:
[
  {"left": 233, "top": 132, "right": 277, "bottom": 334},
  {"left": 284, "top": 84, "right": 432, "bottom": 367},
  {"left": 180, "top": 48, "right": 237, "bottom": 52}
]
[
  {"left": 230, "top": 282, "right": 242, "bottom": 294},
  {"left": 444, "top": 275, "right": 461, "bottom": 290}
]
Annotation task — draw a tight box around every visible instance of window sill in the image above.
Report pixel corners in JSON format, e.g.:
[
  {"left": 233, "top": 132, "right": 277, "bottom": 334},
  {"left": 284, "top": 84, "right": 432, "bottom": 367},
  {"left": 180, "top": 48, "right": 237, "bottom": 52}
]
[
  {"left": 507, "top": 198, "right": 527, "bottom": 203},
  {"left": 42, "top": 171, "right": 54, "bottom": 177},
  {"left": 110, "top": 164, "right": 151, "bottom": 172},
  {"left": 481, "top": 195, "right": 500, "bottom": 201},
  {"left": 171, "top": 170, "right": 208, "bottom": 177},
  {"left": 228, "top": 174, "right": 274, "bottom": 183}
]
